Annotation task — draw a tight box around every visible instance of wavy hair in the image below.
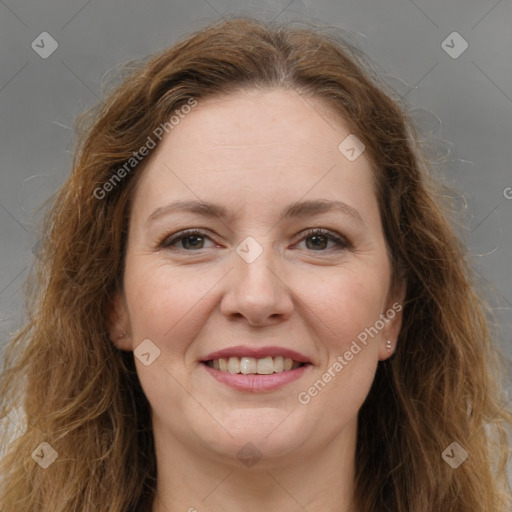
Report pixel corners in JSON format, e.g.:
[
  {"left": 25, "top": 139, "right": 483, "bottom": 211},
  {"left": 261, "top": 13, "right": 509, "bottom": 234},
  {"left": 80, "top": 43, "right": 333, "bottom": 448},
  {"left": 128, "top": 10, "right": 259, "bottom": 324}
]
[{"left": 1, "top": 15, "right": 511, "bottom": 512}]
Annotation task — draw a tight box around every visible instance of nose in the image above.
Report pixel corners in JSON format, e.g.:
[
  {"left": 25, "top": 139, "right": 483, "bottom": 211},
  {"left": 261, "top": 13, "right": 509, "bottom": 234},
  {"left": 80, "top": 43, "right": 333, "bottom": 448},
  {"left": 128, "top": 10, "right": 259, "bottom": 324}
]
[{"left": 220, "top": 241, "right": 294, "bottom": 327}]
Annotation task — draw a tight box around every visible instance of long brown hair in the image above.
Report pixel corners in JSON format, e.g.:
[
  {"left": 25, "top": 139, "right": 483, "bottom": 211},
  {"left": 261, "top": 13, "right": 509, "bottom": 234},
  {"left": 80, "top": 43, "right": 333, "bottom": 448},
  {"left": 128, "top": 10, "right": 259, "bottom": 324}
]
[{"left": 1, "top": 15, "right": 511, "bottom": 512}]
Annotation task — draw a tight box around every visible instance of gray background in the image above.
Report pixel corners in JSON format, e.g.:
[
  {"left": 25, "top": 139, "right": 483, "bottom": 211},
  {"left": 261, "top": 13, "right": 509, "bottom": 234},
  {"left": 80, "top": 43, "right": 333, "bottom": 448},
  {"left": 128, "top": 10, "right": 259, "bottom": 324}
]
[{"left": 0, "top": 0, "right": 511, "bottom": 462}]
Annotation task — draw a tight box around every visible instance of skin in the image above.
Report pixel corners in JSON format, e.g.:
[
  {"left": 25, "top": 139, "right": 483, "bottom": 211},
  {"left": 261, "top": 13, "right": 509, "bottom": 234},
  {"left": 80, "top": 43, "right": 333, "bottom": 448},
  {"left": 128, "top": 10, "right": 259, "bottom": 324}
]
[{"left": 108, "top": 87, "right": 406, "bottom": 512}]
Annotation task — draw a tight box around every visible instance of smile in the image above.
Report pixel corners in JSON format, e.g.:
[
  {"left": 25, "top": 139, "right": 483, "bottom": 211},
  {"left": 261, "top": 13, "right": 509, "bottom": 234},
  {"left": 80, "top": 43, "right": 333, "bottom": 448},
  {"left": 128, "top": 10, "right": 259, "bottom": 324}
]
[
  {"left": 200, "top": 345, "right": 313, "bottom": 391},
  {"left": 204, "top": 356, "right": 305, "bottom": 374}
]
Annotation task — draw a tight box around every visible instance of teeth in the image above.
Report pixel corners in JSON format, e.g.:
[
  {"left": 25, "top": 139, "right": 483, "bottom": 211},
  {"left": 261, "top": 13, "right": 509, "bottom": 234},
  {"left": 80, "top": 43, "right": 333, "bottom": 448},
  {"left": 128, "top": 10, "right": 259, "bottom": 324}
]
[
  {"left": 207, "top": 356, "right": 303, "bottom": 374},
  {"left": 273, "top": 355, "right": 284, "bottom": 372},
  {"left": 240, "top": 356, "right": 255, "bottom": 374},
  {"left": 228, "top": 357, "right": 240, "bottom": 374},
  {"left": 256, "top": 356, "right": 274, "bottom": 374}
]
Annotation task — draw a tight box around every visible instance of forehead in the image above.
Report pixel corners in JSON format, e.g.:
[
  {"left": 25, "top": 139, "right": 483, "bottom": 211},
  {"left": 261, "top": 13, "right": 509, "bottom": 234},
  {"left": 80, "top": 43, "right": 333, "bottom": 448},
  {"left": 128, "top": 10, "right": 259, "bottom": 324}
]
[
  {"left": 161, "top": 87, "right": 357, "bottom": 161},
  {"left": 130, "top": 88, "right": 378, "bottom": 225}
]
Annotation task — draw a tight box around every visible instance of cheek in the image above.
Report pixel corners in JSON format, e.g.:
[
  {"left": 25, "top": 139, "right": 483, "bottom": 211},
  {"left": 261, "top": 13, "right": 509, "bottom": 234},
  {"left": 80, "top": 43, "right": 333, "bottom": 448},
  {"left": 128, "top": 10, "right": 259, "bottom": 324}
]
[
  {"left": 124, "top": 259, "right": 211, "bottom": 343},
  {"left": 290, "top": 272, "right": 383, "bottom": 432},
  {"left": 123, "top": 261, "right": 207, "bottom": 428},
  {"left": 297, "top": 266, "right": 388, "bottom": 346}
]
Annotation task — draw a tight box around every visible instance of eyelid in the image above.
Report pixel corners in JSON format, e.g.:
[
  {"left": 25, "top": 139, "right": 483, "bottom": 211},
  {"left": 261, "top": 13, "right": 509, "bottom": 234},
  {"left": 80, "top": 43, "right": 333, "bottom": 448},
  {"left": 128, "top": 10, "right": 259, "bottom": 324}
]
[
  {"left": 296, "top": 227, "right": 351, "bottom": 250},
  {"left": 158, "top": 228, "right": 217, "bottom": 250},
  {"left": 157, "top": 227, "right": 352, "bottom": 252}
]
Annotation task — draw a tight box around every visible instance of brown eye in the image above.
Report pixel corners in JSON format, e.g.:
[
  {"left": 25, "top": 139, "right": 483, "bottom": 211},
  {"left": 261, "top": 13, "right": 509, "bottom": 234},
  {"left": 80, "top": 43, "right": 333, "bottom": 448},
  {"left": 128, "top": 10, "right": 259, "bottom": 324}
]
[
  {"left": 159, "top": 230, "right": 214, "bottom": 251},
  {"left": 296, "top": 228, "right": 350, "bottom": 252},
  {"left": 158, "top": 228, "right": 350, "bottom": 253}
]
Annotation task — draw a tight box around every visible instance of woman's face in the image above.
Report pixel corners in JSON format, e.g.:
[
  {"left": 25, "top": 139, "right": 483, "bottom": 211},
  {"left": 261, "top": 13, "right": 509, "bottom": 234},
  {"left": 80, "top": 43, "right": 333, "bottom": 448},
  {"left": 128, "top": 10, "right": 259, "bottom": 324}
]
[{"left": 109, "top": 87, "right": 404, "bottom": 466}]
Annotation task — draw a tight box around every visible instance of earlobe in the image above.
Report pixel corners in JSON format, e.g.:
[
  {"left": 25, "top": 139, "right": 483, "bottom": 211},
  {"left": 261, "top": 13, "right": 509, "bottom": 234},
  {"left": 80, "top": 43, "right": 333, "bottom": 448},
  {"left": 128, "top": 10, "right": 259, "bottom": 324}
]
[
  {"left": 106, "top": 291, "right": 132, "bottom": 351},
  {"left": 379, "top": 279, "right": 407, "bottom": 361}
]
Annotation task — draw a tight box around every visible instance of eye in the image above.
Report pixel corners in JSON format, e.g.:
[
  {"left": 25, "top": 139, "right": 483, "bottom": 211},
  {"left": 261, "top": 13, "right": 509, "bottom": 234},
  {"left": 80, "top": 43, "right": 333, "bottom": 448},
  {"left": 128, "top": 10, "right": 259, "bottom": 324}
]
[
  {"left": 158, "top": 229, "right": 215, "bottom": 251},
  {"left": 157, "top": 227, "right": 351, "bottom": 252},
  {"left": 294, "top": 228, "right": 351, "bottom": 252}
]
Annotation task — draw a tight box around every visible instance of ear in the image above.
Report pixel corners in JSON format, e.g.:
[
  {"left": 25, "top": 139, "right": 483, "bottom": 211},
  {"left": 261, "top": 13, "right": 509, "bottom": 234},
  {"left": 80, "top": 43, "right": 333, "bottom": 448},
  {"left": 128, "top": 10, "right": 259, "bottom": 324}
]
[
  {"left": 378, "top": 278, "right": 407, "bottom": 361},
  {"left": 106, "top": 290, "right": 133, "bottom": 351}
]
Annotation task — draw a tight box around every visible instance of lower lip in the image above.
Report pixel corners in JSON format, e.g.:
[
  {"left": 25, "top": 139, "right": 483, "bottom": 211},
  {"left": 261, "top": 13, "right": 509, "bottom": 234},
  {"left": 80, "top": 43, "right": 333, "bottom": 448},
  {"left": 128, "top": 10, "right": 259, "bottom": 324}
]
[{"left": 201, "top": 363, "right": 311, "bottom": 392}]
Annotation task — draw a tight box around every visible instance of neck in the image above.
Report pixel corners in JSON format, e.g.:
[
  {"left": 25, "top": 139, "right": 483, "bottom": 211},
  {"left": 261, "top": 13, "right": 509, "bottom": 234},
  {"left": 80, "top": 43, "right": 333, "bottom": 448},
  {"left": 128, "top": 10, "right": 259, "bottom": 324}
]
[{"left": 151, "top": 419, "right": 358, "bottom": 512}]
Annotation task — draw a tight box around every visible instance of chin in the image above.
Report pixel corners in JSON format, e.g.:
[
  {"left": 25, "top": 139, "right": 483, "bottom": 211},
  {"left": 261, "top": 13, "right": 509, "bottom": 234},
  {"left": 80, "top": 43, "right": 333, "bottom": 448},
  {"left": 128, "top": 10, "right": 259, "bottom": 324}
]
[{"left": 189, "top": 408, "right": 312, "bottom": 466}]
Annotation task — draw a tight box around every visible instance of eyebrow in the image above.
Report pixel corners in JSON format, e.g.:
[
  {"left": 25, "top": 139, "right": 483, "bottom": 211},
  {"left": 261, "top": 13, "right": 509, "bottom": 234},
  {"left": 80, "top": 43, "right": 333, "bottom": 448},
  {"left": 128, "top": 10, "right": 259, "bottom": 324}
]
[{"left": 145, "top": 199, "right": 364, "bottom": 226}]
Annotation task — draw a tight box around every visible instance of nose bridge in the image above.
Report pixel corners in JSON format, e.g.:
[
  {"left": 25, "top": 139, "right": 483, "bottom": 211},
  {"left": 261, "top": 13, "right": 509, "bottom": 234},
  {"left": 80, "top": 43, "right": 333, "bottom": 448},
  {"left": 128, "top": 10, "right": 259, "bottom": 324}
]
[
  {"left": 222, "top": 234, "right": 292, "bottom": 323},
  {"left": 235, "top": 234, "right": 280, "bottom": 298}
]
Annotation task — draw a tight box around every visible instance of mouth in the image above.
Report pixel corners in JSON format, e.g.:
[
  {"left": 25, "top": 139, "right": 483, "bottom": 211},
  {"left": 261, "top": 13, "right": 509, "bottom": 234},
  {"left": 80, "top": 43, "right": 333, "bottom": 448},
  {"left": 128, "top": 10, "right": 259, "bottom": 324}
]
[
  {"left": 202, "top": 356, "right": 308, "bottom": 374},
  {"left": 199, "top": 346, "right": 313, "bottom": 392}
]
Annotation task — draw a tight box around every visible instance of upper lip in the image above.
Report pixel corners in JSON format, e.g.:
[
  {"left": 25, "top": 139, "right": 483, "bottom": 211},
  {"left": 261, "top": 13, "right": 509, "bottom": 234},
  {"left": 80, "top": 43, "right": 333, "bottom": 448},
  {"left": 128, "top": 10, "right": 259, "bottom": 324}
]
[{"left": 202, "top": 345, "right": 311, "bottom": 364}]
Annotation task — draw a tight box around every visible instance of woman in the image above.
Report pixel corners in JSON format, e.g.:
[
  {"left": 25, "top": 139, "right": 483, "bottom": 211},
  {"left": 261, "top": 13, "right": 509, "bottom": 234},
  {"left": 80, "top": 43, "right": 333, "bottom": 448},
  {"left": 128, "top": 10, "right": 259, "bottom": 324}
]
[{"left": 1, "top": 16, "right": 511, "bottom": 512}]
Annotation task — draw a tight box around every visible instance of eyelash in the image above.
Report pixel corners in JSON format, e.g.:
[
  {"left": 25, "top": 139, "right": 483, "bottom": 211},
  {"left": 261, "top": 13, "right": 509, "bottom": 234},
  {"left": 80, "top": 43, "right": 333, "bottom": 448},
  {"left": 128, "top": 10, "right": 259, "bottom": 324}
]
[{"left": 158, "top": 227, "right": 351, "bottom": 253}]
